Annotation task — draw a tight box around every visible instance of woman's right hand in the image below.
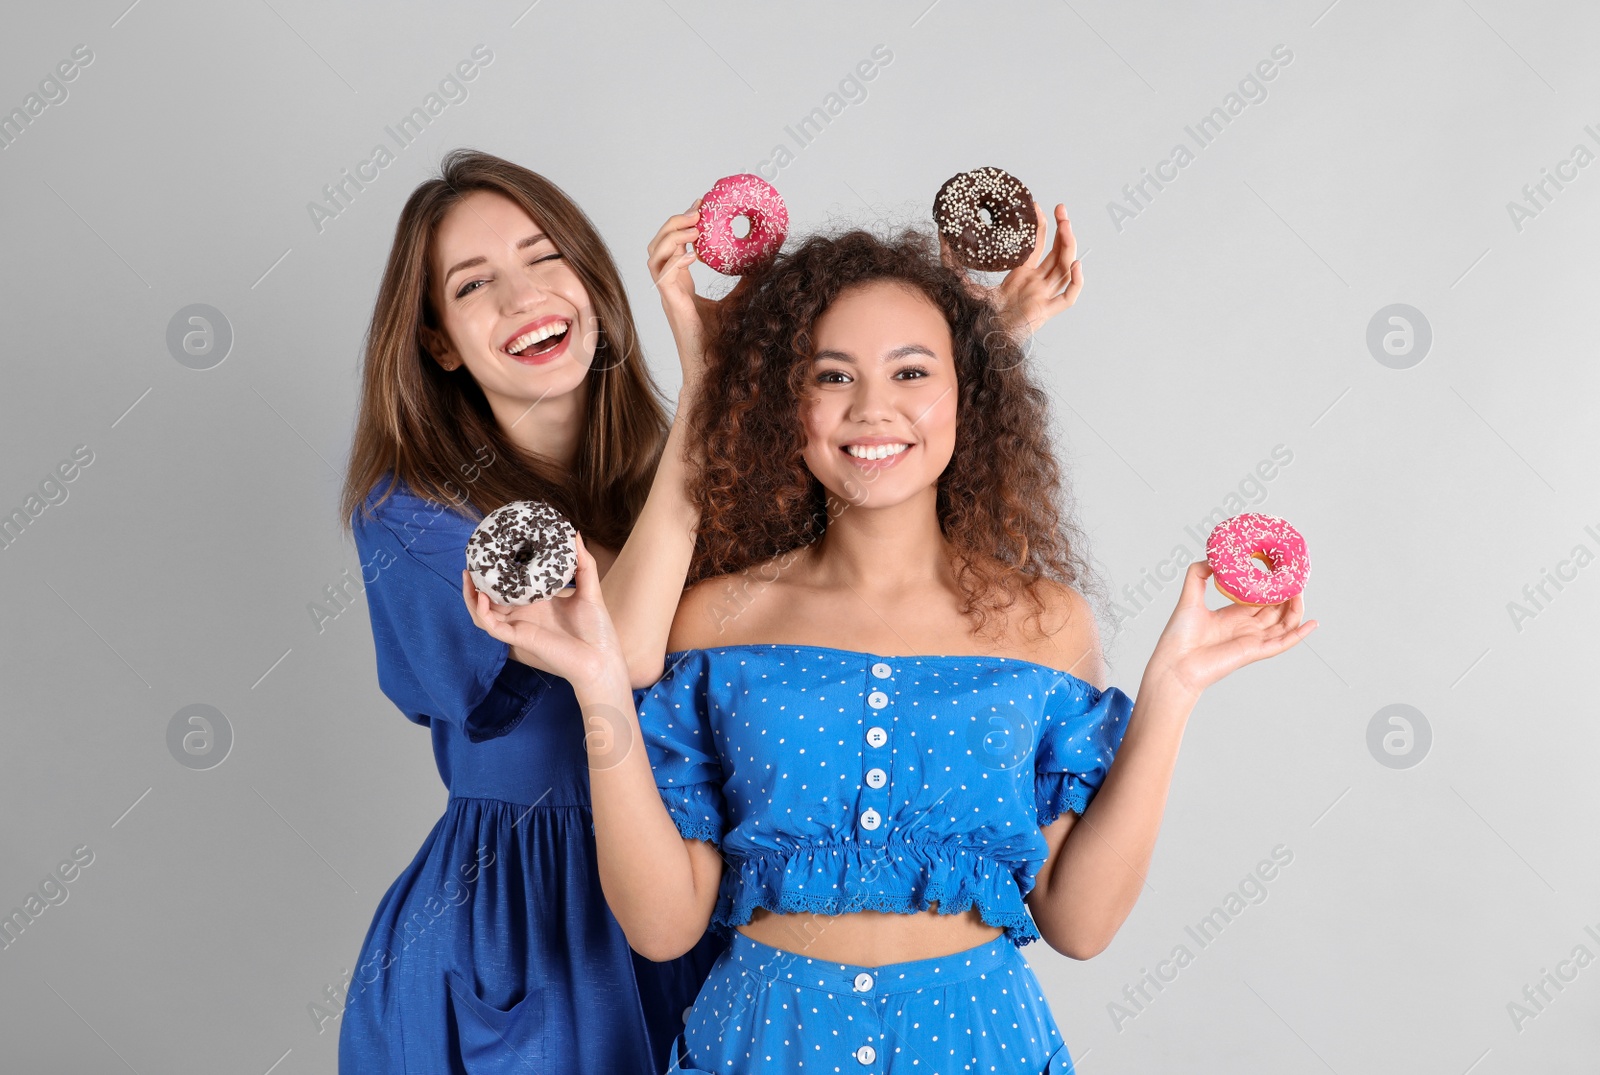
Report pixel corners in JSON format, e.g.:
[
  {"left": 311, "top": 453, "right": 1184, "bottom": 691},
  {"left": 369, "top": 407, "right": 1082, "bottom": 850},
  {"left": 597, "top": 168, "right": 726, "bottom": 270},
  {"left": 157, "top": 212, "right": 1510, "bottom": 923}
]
[
  {"left": 647, "top": 201, "right": 757, "bottom": 389},
  {"left": 647, "top": 201, "right": 709, "bottom": 383},
  {"left": 461, "top": 533, "right": 629, "bottom": 693}
]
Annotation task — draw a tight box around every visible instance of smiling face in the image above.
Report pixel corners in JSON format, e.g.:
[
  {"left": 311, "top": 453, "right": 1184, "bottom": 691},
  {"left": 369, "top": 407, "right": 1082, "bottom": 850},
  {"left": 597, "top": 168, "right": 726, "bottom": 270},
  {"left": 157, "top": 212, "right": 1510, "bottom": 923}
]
[
  {"left": 799, "top": 279, "right": 959, "bottom": 508},
  {"left": 421, "top": 189, "right": 598, "bottom": 408}
]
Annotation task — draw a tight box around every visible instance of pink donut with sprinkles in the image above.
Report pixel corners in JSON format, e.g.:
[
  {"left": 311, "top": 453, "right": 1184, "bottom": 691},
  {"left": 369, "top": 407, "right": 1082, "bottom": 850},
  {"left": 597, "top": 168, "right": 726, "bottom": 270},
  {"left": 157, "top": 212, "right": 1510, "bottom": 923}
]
[
  {"left": 695, "top": 174, "right": 788, "bottom": 275},
  {"left": 1205, "top": 513, "right": 1310, "bottom": 606}
]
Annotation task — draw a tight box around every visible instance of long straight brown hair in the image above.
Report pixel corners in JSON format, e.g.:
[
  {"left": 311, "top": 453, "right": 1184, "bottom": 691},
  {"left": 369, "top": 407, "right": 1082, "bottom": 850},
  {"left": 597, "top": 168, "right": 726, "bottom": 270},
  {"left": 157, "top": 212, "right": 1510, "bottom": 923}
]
[{"left": 340, "top": 149, "right": 669, "bottom": 549}]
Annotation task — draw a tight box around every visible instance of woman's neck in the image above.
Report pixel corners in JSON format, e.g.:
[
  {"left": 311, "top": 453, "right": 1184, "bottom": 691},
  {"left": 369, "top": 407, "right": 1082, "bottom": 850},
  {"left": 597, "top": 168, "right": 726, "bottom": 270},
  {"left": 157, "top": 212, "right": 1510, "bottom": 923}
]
[
  {"left": 806, "top": 486, "right": 953, "bottom": 598},
  {"left": 486, "top": 376, "right": 588, "bottom": 471}
]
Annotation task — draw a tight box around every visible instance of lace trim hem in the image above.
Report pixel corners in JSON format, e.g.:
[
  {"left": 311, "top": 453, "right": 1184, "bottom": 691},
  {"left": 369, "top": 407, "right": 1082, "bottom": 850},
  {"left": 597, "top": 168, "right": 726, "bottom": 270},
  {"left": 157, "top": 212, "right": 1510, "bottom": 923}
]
[
  {"left": 1035, "top": 772, "right": 1093, "bottom": 828},
  {"left": 659, "top": 784, "right": 725, "bottom": 847}
]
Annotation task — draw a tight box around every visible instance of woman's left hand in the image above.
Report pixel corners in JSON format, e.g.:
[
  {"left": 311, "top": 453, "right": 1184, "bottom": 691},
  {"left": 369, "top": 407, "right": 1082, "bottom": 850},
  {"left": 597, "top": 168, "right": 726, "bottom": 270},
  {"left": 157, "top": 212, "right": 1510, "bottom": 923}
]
[
  {"left": 460, "top": 534, "right": 627, "bottom": 689},
  {"left": 942, "top": 202, "right": 1083, "bottom": 339},
  {"left": 1145, "top": 561, "right": 1319, "bottom": 699}
]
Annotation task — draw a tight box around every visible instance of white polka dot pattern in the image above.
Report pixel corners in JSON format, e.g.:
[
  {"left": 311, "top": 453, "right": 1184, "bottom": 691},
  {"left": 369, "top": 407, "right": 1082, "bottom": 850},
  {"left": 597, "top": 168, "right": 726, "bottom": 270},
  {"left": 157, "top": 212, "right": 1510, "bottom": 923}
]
[
  {"left": 670, "top": 930, "right": 1078, "bottom": 1073},
  {"left": 634, "top": 643, "right": 1134, "bottom": 948}
]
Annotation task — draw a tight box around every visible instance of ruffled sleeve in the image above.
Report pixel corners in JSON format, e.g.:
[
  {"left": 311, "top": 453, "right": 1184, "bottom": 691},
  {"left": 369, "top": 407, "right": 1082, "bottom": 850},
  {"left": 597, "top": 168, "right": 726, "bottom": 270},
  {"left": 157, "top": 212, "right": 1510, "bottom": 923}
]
[
  {"left": 351, "top": 477, "right": 554, "bottom": 743},
  {"left": 634, "top": 648, "right": 727, "bottom": 847},
  {"left": 1034, "top": 677, "right": 1134, "bottom": 826}
]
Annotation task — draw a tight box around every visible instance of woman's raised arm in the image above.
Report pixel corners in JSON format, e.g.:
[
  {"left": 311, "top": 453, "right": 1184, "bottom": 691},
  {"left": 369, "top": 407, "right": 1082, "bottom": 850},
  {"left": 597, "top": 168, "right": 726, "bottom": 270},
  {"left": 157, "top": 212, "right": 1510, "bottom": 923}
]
[{"left": 599, "top": 202, "right": 716, "bottom": 689}]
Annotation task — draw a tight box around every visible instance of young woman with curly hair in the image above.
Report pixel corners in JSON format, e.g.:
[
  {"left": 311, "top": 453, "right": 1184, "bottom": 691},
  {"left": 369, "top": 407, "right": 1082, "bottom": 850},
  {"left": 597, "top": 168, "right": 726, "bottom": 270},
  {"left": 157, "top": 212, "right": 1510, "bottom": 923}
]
[{"left": 474, "top": 211, "right": 1316, "bottom": 1073}]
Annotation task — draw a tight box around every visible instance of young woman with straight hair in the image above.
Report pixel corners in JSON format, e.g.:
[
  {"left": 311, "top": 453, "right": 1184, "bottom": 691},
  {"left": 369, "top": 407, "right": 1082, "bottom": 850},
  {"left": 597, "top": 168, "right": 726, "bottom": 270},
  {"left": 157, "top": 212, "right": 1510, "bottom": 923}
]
[{"left": 337, "top": 148, "right": 724, "bottom": 1073}]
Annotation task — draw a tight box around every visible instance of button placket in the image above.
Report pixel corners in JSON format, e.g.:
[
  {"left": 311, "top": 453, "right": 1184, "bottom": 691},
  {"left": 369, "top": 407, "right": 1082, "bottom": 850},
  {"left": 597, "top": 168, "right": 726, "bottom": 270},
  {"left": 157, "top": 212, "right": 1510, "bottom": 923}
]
[{"left": 859, "top": 660, "right": 893, "bottom": 844}]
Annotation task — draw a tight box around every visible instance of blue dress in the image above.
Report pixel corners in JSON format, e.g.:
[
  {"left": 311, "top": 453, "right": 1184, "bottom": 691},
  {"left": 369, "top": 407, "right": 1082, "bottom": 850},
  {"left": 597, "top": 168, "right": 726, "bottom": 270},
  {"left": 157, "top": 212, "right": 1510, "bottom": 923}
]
[
  {"left": 634, "top": 643, "right": 1136, "bottom": 1071},
  {"left": 338, "top": 477, "right": 725, "bottom": 1074}
]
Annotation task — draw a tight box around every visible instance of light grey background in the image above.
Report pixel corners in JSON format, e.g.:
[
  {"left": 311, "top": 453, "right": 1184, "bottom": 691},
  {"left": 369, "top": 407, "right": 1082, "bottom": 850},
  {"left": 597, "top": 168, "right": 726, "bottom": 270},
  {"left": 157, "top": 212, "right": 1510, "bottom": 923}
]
[{"left": 2, "top": 0, "right": 1596, "bottom": 1072}]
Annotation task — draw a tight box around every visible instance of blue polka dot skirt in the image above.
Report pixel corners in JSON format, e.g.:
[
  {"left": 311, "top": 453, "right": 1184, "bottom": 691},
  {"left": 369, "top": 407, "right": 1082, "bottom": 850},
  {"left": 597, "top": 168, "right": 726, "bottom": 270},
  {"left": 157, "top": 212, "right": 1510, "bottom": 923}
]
[{"left": 667, "top": 930, "right": 1077, "bottom": 1073}]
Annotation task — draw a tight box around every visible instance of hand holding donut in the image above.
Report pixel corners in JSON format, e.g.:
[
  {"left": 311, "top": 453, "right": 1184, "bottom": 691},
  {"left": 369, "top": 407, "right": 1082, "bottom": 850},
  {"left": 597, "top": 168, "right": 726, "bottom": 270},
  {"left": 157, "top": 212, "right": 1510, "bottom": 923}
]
[
  {"left": 991, "top": 202, "right": 1083, "bottom": 338},
  {"left": 646, "top": 197, "right": 759, "bottom": 390},
  {"left": 1141, "top": 561, "right": 1318, "bottom": 700},
  {"left": 647, "top": 199, "right": 713, "bottom": 385},
  {"left": 940, "top": 200, "right": 1083, "bottom": 340},
  {"left": 461, "top": 533, "right": 628, "bottom": 691},
  {"left": 932, "top": 168, "right": 1083, "bottom": 340}
]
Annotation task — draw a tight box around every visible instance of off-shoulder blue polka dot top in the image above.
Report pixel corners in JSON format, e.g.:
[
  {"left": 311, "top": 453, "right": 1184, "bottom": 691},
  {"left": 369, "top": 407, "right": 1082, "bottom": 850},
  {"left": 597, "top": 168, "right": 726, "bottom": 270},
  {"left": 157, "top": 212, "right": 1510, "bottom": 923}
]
[{"left": 632, "top": 643, "right": 1135, "bottom": 947}]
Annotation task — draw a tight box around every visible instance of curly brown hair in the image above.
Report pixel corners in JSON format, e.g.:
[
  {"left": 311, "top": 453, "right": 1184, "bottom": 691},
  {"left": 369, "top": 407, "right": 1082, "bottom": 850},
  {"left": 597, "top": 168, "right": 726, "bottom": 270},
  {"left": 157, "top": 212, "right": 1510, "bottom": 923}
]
[{"left": 685, "top": 226, "right": 1104, "bottom": 644}]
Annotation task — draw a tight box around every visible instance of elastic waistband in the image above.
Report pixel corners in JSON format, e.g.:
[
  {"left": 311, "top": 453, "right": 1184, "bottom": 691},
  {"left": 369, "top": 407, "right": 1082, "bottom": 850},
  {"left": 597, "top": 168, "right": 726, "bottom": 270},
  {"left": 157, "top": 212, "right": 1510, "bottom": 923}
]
[{"left": 727, "top": 930, "right": 1016, "bottom": 996}]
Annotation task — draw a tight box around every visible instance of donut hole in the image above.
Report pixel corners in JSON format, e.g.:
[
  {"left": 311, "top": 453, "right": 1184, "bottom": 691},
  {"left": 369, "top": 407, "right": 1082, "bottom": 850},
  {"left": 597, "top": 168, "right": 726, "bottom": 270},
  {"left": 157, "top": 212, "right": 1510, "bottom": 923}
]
[
  {"left": 511, "top": 540, "right": 535, "bottom": 566},
  {"left": 977, "top": 205, "right": 994, "bottom": 227},
  {"left": 731, "top": 214, "right": 752, "bottom": 239},
  {"left": 1247, "top": 552, "right": 1275, "bottom": 575}
]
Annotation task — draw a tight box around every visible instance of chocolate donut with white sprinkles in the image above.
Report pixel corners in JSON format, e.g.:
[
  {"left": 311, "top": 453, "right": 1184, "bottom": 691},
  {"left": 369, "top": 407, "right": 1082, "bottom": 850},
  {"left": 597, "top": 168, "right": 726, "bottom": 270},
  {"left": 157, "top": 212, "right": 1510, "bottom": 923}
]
[
  {"left": 465, "top": 500, "right": 578, "bottom": 605},
  {"left": 932, "top": 166, "right": 1038, "bottom": 272}
]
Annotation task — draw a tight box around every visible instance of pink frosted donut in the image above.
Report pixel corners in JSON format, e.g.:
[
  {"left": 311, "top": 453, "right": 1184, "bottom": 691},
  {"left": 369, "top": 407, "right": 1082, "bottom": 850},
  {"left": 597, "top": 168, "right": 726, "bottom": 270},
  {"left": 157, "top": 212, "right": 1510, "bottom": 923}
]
[
  {"left": 695, "top": 174, "right": 788, "bottom": 275},
  {"left": 1205, "top": 513, "right": 1310, "bottom": 606}
]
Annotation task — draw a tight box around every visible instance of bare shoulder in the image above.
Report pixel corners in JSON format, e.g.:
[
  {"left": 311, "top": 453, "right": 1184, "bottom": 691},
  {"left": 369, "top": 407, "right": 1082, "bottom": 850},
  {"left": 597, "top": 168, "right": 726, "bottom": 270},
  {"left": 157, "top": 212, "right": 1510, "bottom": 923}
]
[
  {"left": 1011, "top": 576, "right": 1109, "bottom": 690},
  {"left": 664, "top": 576, "right": 735, "bottom": 653},
  {"left": 666, "top": 555, "right": 796, "bottom": 653}
]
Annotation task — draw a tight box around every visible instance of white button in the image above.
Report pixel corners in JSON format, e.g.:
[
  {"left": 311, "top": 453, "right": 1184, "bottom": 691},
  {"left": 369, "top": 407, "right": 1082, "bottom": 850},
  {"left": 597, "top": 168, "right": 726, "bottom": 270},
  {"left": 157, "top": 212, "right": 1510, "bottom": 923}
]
[
  {"left": 854, "top": 972, "right": 874, "bottom": 992},
  {"left": 865, "top": 726, "right": 888, "bottom": 747},
  {"left": 860, "top": 808, "right": 881, "bottom": 830},
  {"left": 682, "top": 1005, "right": 693, "bottom": 1024},
  {"left": 856, "top": 1044, "right": 877, "bottom": 1063},
  {"left": 868, "top": 691, "right": 888, "bottom": 709},
  {"left": 865, "top": 767, "right": 887, "bottom": 789},
  {"left": 871, "top": 662, "right": 891, "bottom": 679}
]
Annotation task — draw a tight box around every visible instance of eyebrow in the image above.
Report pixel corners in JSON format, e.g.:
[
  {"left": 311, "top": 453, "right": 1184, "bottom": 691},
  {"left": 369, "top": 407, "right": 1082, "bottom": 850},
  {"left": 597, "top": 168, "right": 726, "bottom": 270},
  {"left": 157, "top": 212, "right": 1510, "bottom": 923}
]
[
  {"left": 813, "top": 344, "right": 937, "bottom": 364},
  {"left": 443, "top": 234, "right": 551, "bottom": 285}
]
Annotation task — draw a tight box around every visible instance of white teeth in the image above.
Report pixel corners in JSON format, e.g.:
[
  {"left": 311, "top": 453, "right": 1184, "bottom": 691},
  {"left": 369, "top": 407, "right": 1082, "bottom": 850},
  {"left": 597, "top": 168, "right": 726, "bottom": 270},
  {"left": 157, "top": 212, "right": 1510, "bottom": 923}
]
[
  {"left": 506, "top": 321, "right": 569, "bottom": 355},
  {"left": 844, "top": 443, "right": 909, "bottom": 460}
]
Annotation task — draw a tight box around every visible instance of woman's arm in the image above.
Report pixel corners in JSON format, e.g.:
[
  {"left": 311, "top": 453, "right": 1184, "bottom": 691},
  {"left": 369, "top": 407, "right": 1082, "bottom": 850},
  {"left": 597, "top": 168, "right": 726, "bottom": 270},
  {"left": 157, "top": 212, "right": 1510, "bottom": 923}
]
[
  {"left": 588, "top": 205, "right": 708, "bottom": 690},
  {"left": 578, "top": 659, "right": 724, "bottom": 960},
  {"left": 1028, "top": 561, "right": 1316, "bottom": 958},
  {"left": 595, "top": 381, "right": 703, "bottom": 691},
  {"left": 1028, "top": 669, "right": 1196, "bottom": 959}
]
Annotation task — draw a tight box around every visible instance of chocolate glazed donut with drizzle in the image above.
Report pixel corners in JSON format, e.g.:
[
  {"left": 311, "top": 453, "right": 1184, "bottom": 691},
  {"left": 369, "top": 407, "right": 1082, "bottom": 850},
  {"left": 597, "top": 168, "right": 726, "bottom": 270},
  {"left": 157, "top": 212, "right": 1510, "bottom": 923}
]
[
  {"left": 465, "top": 500, "right": 579, "bottom": 605},
  {"left": 932, "top": 167, "right": 1039, "bottom": 272}
]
